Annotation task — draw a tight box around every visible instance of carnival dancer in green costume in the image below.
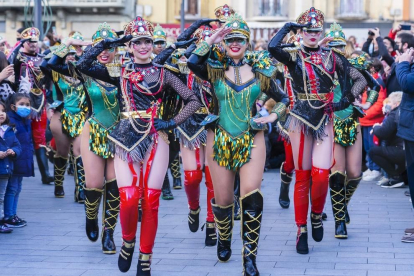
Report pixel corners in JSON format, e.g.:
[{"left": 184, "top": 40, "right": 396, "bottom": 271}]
[
  {"left": 69, "top": 23, "right": 121, "bottom": 254},
  {"left": 188, "top": 14, "right": 289, "bottom": 275},
  {"left": 46, "top": 32, "right": 89, "bottom": 201},
  {"left": 324, "top": 23, "right": 380, "bottom": 239}
]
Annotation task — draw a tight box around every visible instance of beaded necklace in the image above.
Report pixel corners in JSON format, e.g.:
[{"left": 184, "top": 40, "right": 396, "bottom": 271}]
[{"left": 227, "top": 58, "right": 245, "bottom": 85}]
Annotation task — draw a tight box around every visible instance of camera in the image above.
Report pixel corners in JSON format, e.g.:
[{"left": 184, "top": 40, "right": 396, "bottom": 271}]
[
  {"left": 401, "top": 24, "right": 412, "bottom": 31},
  {"left": 368, "top": 31, "right": 375, "bottom": 36}
]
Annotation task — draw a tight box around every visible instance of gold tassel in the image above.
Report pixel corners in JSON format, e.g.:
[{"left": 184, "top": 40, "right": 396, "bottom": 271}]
[
  {"left": 207, "top": 65, "right": 224, "bottom": 84},
  {"left": 52, "top": 71, "right": 60, "bottom": 83}
]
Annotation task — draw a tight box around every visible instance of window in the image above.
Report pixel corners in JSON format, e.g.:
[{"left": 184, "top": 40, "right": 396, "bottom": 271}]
[
  {"left": 0, "top": 21, "right": 5, "bottom": 33},
  {"left": 254, "top": 0, "right": 287, "bottom": 17},
  {"left": 339, "top": 0, "right": 365, "bottom": 16},
  {"left": 186, "top": 0, "right": 198, "bottom": 15}
]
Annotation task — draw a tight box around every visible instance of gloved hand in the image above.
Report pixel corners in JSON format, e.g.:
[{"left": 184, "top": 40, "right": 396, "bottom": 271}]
[
  {"left": 175, "top": 37, "right": 198, "bottom": 49},
  {"left": 102, "top": 35, "right": 132, "bottom": 49},
  {"left": 177, "top": 19, "right": 220, "bottom": 41},
  {"left": 153, "top": 118, "right": 177, "bottom": 131},
  {"left": 332, "top": 94, "right": 355, "bottom": 112},
  {"left": 184, "top": 43, "right": 197, "bottom": 59}
]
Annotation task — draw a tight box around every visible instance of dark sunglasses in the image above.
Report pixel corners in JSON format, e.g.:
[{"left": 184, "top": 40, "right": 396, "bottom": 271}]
[
  {"left": 224, "top": 38, "right": 247, "bottom": 46},
  {"left": 304, "top": 29, "right": 322, "bottom": 34}
]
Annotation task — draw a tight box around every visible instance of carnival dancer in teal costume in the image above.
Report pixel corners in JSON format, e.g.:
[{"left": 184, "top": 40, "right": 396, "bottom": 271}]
[
  {"left": 323, "top": 23, "right": 380, "bottom": 239},
  {"left": 188, "top": 14, "right": 289, "bottom": 275},
  {"left": 268, "top": 8, "right": 367, "bottom": 255},
  {"left": 63, "top": 23, "right": 122, "bottom": 254},
  {"left": 77, "top": 16, "right": 201, "bottom": 275},
  {"left": 46, "top": 32, "right": 88, "bottom": 201}
]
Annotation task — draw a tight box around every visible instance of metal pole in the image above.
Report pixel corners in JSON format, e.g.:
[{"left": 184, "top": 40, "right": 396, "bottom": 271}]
[
  {"left": 180, "top": 0, "right": 185, "bottom": 33},
  {"left": 34, "top": 0, "right": 43, "bottom": 39}
]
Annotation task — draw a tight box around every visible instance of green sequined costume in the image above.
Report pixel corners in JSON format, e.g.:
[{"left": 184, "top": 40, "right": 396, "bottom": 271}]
[
  {"left": 52, "top": 72, "right": 88, "bottom": 138},
  {"left": 84, "top": 78, "right": 120, "bottom": 159},
  {"left": 189, "top": 43, "right": 288, "bottom": 171}
]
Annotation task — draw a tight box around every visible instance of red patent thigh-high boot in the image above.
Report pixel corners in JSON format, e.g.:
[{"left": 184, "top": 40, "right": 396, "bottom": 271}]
[
  {"left": 137, "top": 188, "right": 161, "bottom": 276},
  {"left": 294, "top": 169, "right": 311, "bottom": 254},
  {"left": 117, "top": 185, "right": 140, "bottom": 273},
  {"left": 203, "top": 166, "right": 217, "bottom": 246},
  {"left": 184, "top": 169, "right": 203, "bottom": 232},
  {"left": 310, "top": 167, "right": 330, "bottom": 242}
]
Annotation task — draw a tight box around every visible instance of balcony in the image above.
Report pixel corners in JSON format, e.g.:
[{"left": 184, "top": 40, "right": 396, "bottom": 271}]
[{"left": 0, "top": 0, "right": 125, "bottom": 8}]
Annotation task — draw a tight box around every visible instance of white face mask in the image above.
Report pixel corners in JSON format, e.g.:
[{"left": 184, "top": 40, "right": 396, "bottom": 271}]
[{"left": 43, "top": 40, "right": 50, "bottom": 47}]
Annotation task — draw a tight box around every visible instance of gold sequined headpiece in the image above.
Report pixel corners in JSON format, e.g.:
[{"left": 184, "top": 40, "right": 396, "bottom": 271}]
[
  {"left": 296, "top": 7, "right": 324, "bottom": 31},
  {"left": 92, "top": 22, "right": 118, "bottom": 45},
  {"left": 215, "top": 4, "right": 236, "bottom": 23},
  {"left": 124, "top": 16, "right": 154, "bottom": 41},
  {"left": 192, "top": 26, "right": 216, "bottom": 44},
  {"left": 21, "top": 27, "right": 40, "bottom": 42}
]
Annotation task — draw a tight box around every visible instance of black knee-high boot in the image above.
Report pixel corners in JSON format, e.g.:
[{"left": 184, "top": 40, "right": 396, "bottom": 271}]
[
  {"left": 102, "top": 179, "right": 120, "bottom": 254},
  {"left": 54, "top": 156, "right": 68, "bottom": 197},
  {"left": 84, "top": 187, "right": 103, "bottom": 242},
  {"left": 234, "top": 173, "right": 241, "bottom": 220},
  {"left": 241, "top": 190, "right": 263, "bottom": 276},
  {"left": 74, "top": 156, "right": 86, "bottom": 203},
  {"left": 211, "top": 199, "right": 234, "bottom": 262},
  {"left": 329, "top": 172, "right": 347, "bottom": 239},
  {"left": 35, "top": 147, "right": 54, "bottom": 184},
  {"left": 161, "top": 173, "right": 174, "bottom": 200},
  {"left": 279, "top": 162, "right": 293, "bottom": 209},
  {"left": 345, "top": 175, "right": 362, "bottom": 224},
  {"left": 171, "top": 156, "right": 182, "bottom": 189}
]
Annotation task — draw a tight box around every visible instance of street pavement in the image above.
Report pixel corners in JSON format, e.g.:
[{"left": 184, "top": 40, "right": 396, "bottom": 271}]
[{"left": 0, "top": 165, "right": 413, "bottom": 276}]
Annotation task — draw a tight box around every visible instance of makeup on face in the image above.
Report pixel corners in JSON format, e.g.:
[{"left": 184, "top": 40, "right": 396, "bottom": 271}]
[
  {"left": 224, "top": 38, "right": 247, "bottom": 46},
  {"left": 131, "top": 39, "right": 153, "bottom": 49}
]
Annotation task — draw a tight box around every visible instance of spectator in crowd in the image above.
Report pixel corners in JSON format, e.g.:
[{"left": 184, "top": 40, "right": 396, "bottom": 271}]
[
  {"left": 3, "top": 93, "right": 33, "bottom": 228},
  {"left": 0, "top": 101, "right": 21, "bottom": 233},
  {"left": 348, "top": 35, "right": 360, "bottom": 50},
  {"left": 353, "top": 51, "right": 387, "bottom": 181},
  {"left": 344, "top": 41, "right": 355, "bottom": 58},
  {"left": 369, "top": 92, "right": 406, "bottom": 188},
  {"left": 16, "top": 27, "right": 25, "bottom": 42},
  {"left": 395, "top": 47, "right": 414, "bottom": 243},
  {"left": 0, "top": 36, "right": 9, "bottom": 55},
  {"left": 362, "top": 31, "right": 380, "bottom": 58},
  {"left": 0, "top": 52, "right": 15, "bottom": 103}
]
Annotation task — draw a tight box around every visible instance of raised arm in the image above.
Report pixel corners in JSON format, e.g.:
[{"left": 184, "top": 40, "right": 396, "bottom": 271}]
[
  {"left": 153, "top": 38, "right": 198, "bottom": 66},
  {"left": 8, "top": 39, "right": 27, "bottom": 85},
  {"left": 268, "top": 23, "right": 309, "bottom": 65}
]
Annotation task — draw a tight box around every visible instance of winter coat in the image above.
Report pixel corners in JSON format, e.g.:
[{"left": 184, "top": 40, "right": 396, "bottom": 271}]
[
  {"left": 395, "top": 61, "right": 414, "bottom": 142},
  {"left": 0, "top": 125, "right": 22, "bottom": 177},
  {"left": 7, "top": 111, "right": 34, "bottom": 177},
  {"left": 373, "top": 107, "right": 404, "bottom": 148}
]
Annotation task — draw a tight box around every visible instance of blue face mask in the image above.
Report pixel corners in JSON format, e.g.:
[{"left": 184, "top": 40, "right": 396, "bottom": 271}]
[{"left": 16, "top": 106, "right": 31, "bottom": 118}]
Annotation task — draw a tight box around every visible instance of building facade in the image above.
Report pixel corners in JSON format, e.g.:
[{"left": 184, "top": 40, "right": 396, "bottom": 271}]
[{"left": 0, "top": 0, "right": 413, "bottom": 45}]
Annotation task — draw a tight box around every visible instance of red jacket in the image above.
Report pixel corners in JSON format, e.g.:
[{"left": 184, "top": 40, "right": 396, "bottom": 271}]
[{"left": 359, "top": 74, "right": 386, "bottom": 127}]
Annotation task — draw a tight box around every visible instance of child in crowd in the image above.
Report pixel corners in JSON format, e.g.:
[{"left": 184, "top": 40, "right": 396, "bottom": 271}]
[
  {"left": 3, "top": 94, "right": 33, "bottom": 228},
  {"left": 0, "top": 101, "right": 21, "bottom": 233}
]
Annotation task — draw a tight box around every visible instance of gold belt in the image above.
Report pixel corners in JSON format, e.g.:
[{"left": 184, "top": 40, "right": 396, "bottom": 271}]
[
  {"left": 296, "top": 93, "right": 330, "bottom": 101},
  {"left": 121, "top": 111, "right": 152, "bottom": 119},
  {"left": 30, "top": 88, "right": 43, "bottom": 95},
  {"left": 195, "top": 107, "right": 208, "bottom": 114}
]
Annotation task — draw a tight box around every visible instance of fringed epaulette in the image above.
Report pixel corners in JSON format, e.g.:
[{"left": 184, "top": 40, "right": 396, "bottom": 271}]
[
  {"left": 245, "top": 50, "right": 277, "bottom": 92},
  {"left": 206, "top": 59, "right": 224, "bottom": 84},
  {"left": 282, "top": 46, "right": 299, "bottom": 62},
  {"left": 164, "top": 63, "right": 180, "bottom": 74},
  {"left": 331, "top": 47, "right": 344, "bottom": 56}
]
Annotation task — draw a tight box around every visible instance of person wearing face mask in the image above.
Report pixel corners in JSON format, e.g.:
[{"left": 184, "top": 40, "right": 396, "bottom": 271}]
[
  {"left": 7, "top": 27, "right": 53, "bottom": 186},
  {"left": 77, "top": 16, "right": 201, "bottom": 275},
  {"left": 44, "top": 32, "right": 89, "bottom": 202},
  {"left": 4, "top": 94, "right": 33, "bottom": 228},
  {"left": 268, "top": 7, "right": 367, "bottom": 255},
  {"left": 188, "top": 13, "right": 289, "bottom": 275}
]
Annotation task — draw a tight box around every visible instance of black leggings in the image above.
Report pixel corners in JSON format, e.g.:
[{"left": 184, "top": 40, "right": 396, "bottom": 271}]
[{"left": 368, "top": 146, "right": 406, "bottom": 177}]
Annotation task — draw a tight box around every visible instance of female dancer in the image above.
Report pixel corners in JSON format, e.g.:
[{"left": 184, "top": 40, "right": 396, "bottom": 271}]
[
  {"left": 188, "top": 14, "right": 289, "bottom": 275},
  {"left": 59, "top": 23, "right": 121, "bottom": 253},
  {"left": 46, "top": 32, "right": 88, "bottom": 201},
  {"left": 77, "top": 17, "right": 201, "bottom": 275},
  {"left": 268, "top": 7, "right": 367, "bottom": 254},
  {"left": 324, "top": 23, "right": 380, "bottom": 238}
]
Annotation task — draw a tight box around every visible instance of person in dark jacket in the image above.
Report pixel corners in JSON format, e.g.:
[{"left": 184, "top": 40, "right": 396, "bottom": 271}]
[
  {"left": 395, "top": 46, "right": 414, "bottom": 243},
  {"left": 0, "top": 101, "right": 21, "bottom": 233},
  {"left": 369, "top": 92, "right": 406, "bottom": 188},
  {"left": 3, "top": 94, "right": 33, "bottom": 228},
  {"left": 366, "top": 30, "right": 414, "bottom": 95}
]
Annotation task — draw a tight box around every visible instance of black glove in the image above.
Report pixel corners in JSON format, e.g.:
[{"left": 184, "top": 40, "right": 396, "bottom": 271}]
[
  {"left": 184, "top": 43, "right": 197, "bottom": 59},
  {"left": 115, "top": 30, "right": 124, "bottom": 37},
  {"left": 177, "top": 19, "right": 220, "bottom": 41},
  {"left": 102, "top": 35, "right": 132, "bottom": 49},
  {"left": 332, "top": 94, "right": 355, "bottom": 112},
  {"left": 287, "top": 22, "right": 312, "bottom": 33},
  {"left": 153, "top": 118, "right": 177, "bottom": 131},
  {"left": 175, "top": 37, "right": 198, "bottom": 49}
]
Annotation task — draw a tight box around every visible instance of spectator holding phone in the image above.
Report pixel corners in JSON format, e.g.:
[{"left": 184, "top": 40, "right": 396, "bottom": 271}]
[{"left": 395, "top": 46, "right": 414, "bottom": 243}]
